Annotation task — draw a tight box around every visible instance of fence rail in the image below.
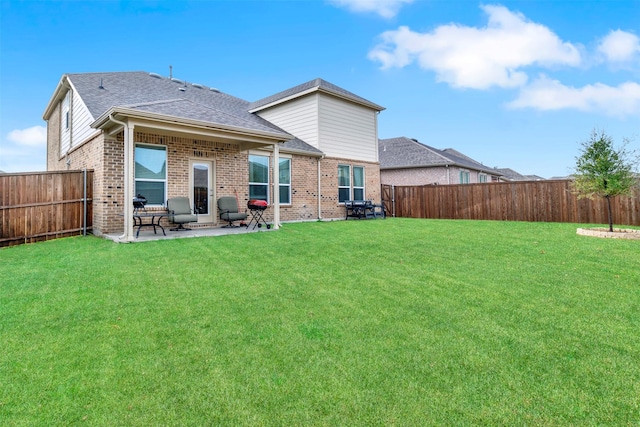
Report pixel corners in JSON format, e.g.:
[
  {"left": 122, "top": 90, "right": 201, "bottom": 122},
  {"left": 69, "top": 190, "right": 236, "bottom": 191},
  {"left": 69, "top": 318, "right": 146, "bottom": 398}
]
[
  {"left": 382, "top": 180, "right": 640, "bottom": 226},
  {"left": 0, "top": 170, "right": 93, "bottom": 247}
]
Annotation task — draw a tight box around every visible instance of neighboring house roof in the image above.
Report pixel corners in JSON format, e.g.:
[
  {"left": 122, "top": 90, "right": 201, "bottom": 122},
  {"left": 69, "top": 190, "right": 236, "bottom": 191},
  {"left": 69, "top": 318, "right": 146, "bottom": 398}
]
[
  {"left": 524, "top": 174, "right": 546, "bottom": 181},
  {"left": 248, "top": 77, "right": 385, "bottom": 113},
  {"left": 495, "top": 168, "right": 545, "bottom": 181},
  {"left": 378, "top": 137, "right": 502, "bottom": 176},
  {"left": 43, "top": 71, "right": 323, "bottom": 156}
]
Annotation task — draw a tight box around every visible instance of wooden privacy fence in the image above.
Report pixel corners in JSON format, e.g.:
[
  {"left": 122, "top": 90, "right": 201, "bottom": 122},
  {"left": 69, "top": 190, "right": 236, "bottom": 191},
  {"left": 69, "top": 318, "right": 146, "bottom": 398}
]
[
  {"left": 382, "top": 180, "right": 640, "bottom": 226},
  {"left": 0, "top": 170, "right": 93, "bottom": 247}
]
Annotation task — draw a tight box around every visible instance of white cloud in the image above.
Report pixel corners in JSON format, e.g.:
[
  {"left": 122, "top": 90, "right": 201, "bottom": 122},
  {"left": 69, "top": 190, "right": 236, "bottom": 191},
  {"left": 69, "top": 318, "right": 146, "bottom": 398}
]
[
  {"left": 597, "top": 30, "right": 640, "bottom": 63},
  {"left": 368, "top": 4, "right": 581, "bottom": 89},
  {"left": 7, "top": 125, "right": 47, "bottom": 147},
  {"left": 0, "top": 141, "right": 46, "bottom": 172},
  {"left": 508, "top": 75, "right": 640, "bottom": 117},
  {"left": 328, "top": 0, "right": 413, "bottom": 18}
]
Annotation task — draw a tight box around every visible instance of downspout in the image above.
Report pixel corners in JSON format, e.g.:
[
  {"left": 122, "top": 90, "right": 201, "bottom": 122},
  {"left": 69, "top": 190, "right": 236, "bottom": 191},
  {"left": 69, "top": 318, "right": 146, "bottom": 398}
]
[
  {"left": 317, "top": 154, "right": 325, "bottom": 220},
  {"left": 109, "top": 114, "right": 135, "bottom": 242},
  {"left": 446, "top": 165, "right": 450, "bottom": 185}
]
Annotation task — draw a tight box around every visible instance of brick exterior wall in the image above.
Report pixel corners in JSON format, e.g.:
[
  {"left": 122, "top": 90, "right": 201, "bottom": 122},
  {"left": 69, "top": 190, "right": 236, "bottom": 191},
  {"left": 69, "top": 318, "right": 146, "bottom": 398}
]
[
  {"left": 381, "top": 166, "right": 488, "bottom": 186},
  {"left": 46, "top": 105, "right": 383, "bottom": 234},
  {"left": 320, "top": 157, "right": 381, "bottom": 220}
]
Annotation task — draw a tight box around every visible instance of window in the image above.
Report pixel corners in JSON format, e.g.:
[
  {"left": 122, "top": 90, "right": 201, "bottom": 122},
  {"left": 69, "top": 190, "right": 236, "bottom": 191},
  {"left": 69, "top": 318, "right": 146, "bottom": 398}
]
[
  {"left": 279, "top": 158, "right": 291, "bottom": 205},
  {"left": 338, "top": 165, "right": 365, "bottom": 202},
  {"left": 338, "top": 165, "right": 351, "bottom": 203},
  {"left": 459, "top": 170, "right": 470, "bottom": 184},
  {"left": 135, "top": 144, "right": 167, "bottom": 205},
  {"left": 249, "top": 154, "right": 269, "bottom": 202},
  {"left": 249, "top": 155, "right": 291, "bottom": 204},
  {"left": 353, "top": 166, "right": 365, "bottom": 200},
  {"left": 479, "top": 173, "right": 487, "bottom": 183}
]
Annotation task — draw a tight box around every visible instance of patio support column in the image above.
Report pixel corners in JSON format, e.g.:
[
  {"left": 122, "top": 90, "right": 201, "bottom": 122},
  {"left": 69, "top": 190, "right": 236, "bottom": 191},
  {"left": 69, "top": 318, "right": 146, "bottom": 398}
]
[
  {"left": 272, "top": 143, "right": 280, "bottom": 229},
  {"left": 119, "top": 119, "right": 135, "bottom": 242}
]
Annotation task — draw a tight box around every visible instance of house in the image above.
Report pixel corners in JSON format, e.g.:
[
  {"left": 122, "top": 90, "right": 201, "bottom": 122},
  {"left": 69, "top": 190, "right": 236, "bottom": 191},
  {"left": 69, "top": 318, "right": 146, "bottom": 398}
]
[
  {"left": 495, "top": 168, "right": 545, "bottom": 181},
  {"left": 378, "top": 137, "right": 502, "bottom": 186},
  {"left": 43, "top": 72, "right": 384, "bottom": 240}
]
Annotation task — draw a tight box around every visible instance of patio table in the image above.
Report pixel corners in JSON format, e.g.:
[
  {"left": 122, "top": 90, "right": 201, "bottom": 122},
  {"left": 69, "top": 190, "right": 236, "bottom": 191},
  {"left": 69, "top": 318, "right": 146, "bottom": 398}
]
[{"left": 131, "top": 212, "right": 170, "bottom": 238}]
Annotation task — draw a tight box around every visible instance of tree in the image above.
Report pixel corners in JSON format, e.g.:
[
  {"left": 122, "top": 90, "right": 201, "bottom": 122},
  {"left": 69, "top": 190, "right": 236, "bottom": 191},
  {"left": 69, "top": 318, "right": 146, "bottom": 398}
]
[{"left": 573, "top": 130, "right": 639, "bottom": 232}]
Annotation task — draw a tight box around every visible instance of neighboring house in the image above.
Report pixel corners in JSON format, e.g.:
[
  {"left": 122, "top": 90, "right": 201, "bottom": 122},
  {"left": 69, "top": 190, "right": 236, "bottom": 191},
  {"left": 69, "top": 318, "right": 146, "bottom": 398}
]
[
  {"left": 378, "top": 137, "right": 502, "bottom": 186},
  {"left": 43, "top": 72, "right": 384, "bottom": 240},
  {"left": 495, "top": 168, "right": 545, "bottom": 181}
]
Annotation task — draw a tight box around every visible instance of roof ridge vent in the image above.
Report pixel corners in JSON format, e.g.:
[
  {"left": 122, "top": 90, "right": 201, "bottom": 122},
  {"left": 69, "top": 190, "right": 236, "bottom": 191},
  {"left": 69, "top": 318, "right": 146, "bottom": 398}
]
[
  {"left": 210, "top": 87, "right": 220, "bottom": 93},
  {"left": 171, "top": 77, "right": 185, "bottom": 85},
  {"left": 192, "top": 83, "right": 205, "bottom": 89},
  {"left": 149, "top": 72, "right": 163, "bottom": 79}
]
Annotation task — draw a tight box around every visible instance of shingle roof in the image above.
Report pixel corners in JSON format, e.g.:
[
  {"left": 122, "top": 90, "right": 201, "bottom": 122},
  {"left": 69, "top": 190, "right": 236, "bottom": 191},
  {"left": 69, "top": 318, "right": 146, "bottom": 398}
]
[
  {"left": 68, "top": 71, "right": 289, "bottom": 136},
  {"left": 63, "top": 71, "right": 323, "bottom": 155},
  {"left": 249, "top": 78, "right": 385, "bottom": 112},
  {"left": 495, "top": 168, "right": 545, "bottom": 181},
  {"left": 378, "top": 137, "right": 502, "bottom": 175}
]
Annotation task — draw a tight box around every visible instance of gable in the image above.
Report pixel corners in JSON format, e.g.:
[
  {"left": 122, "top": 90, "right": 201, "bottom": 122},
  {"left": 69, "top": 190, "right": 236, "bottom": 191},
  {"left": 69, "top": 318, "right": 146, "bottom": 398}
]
[{"left": 57, "top": 82, "right": 99, "bottom": 154}]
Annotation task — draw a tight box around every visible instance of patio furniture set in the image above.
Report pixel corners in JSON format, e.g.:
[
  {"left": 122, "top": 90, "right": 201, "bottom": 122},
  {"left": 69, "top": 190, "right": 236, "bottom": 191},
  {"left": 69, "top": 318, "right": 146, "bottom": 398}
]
[
  {"left": 344, "top": 200, "right": 386, "bottom": 220},
  {"left": 130, "top": 195, "right": 271, "bottom": 238}
]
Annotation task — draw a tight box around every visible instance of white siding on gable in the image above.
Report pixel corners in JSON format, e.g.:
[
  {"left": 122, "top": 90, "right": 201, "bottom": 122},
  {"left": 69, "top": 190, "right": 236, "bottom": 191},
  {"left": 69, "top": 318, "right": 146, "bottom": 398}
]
[
  {"left": 256, "top": 94, "right": 319, "bottom": 148},
  {"left": 60, "top": 91, "right": 71, "bottom": 154},
  {"left": 70, "top": 87, "right": 95, "bottom": 148},
  {"left": 318, "top": 95, "right": 378, "bottom": 163},
  {"left": 59, "top": 83, "right": 98, "bottom": 156}
]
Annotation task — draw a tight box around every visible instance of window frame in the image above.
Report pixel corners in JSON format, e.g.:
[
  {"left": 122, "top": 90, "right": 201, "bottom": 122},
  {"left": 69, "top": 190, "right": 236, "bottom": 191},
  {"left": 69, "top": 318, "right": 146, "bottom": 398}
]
[
  {"left": 278, "top": 157, "right": 291, "bottom": 205},
  {"left": 134, "top": 143, "right": 167, "bottom": 206},
  {"left": 338, "top": 164, "right": 351, "bottom": 203},
  {"left": 353, "top": 166, "right": 365, "bottom": 201},
  {"left": 459, "top": 170, "right": 470, "bottom": 184},
  {"left": 249, "top": 154, "right": 270, "bottom": 203}
]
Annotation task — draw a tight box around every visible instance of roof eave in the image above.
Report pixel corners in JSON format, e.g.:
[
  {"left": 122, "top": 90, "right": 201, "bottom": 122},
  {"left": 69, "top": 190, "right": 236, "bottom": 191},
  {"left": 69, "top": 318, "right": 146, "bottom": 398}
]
[
  {"left": 254, "top": 145, "right": 325, "bottom": 158},
  {"left": 92, "top": 107, "right": 294, "bottom": 142},
  {"left": 249, "top": 86, "right": 385, "bottom": 113},
  {"left": 42, "top": 75, "right": 70, "bottom": 120}
]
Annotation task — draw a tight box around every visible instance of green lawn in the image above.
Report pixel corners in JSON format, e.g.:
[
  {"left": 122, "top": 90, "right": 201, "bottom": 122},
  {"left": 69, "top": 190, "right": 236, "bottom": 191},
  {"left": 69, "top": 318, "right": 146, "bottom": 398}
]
[{"left": 1, "top": 219, "right": 639, "bottom": 426}]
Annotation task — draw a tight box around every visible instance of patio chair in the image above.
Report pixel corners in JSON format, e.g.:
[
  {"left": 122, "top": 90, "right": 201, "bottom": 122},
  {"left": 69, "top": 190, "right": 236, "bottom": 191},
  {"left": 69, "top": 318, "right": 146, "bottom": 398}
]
[
  {"left": 166, "top": 197, "right": 197, "bottom": 231},
  {"left": 217, "top": 196, "right": 248, "bottom": 227}
]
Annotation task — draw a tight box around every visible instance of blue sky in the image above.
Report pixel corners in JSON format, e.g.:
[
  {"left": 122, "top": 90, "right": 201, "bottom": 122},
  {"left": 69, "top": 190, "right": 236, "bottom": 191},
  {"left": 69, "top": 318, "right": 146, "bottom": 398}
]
[{"left": 1, "top": 0, "right": 639, "bottom": 178}]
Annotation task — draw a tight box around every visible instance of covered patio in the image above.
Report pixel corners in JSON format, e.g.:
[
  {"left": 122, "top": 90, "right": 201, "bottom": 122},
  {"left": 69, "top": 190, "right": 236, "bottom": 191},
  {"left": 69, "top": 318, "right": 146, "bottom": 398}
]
[{"left": 92, "top": 105, "right": 291, "bottom": 243}]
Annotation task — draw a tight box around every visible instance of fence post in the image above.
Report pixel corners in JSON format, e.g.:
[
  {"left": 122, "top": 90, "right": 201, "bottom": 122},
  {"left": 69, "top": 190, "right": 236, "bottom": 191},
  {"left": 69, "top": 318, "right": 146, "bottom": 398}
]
[
  {"left": 83, "top": 168, "right": 87, "bottom": 237},
  {"left": 392, "top": 185, "right": 396, "bottom": 218}
]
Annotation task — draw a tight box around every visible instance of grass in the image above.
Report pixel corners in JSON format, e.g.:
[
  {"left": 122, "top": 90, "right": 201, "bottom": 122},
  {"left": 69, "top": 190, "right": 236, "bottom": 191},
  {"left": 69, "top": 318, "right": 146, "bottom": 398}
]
[{"left": 1, "top": 218, "right": 639, "bottom": 426}]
